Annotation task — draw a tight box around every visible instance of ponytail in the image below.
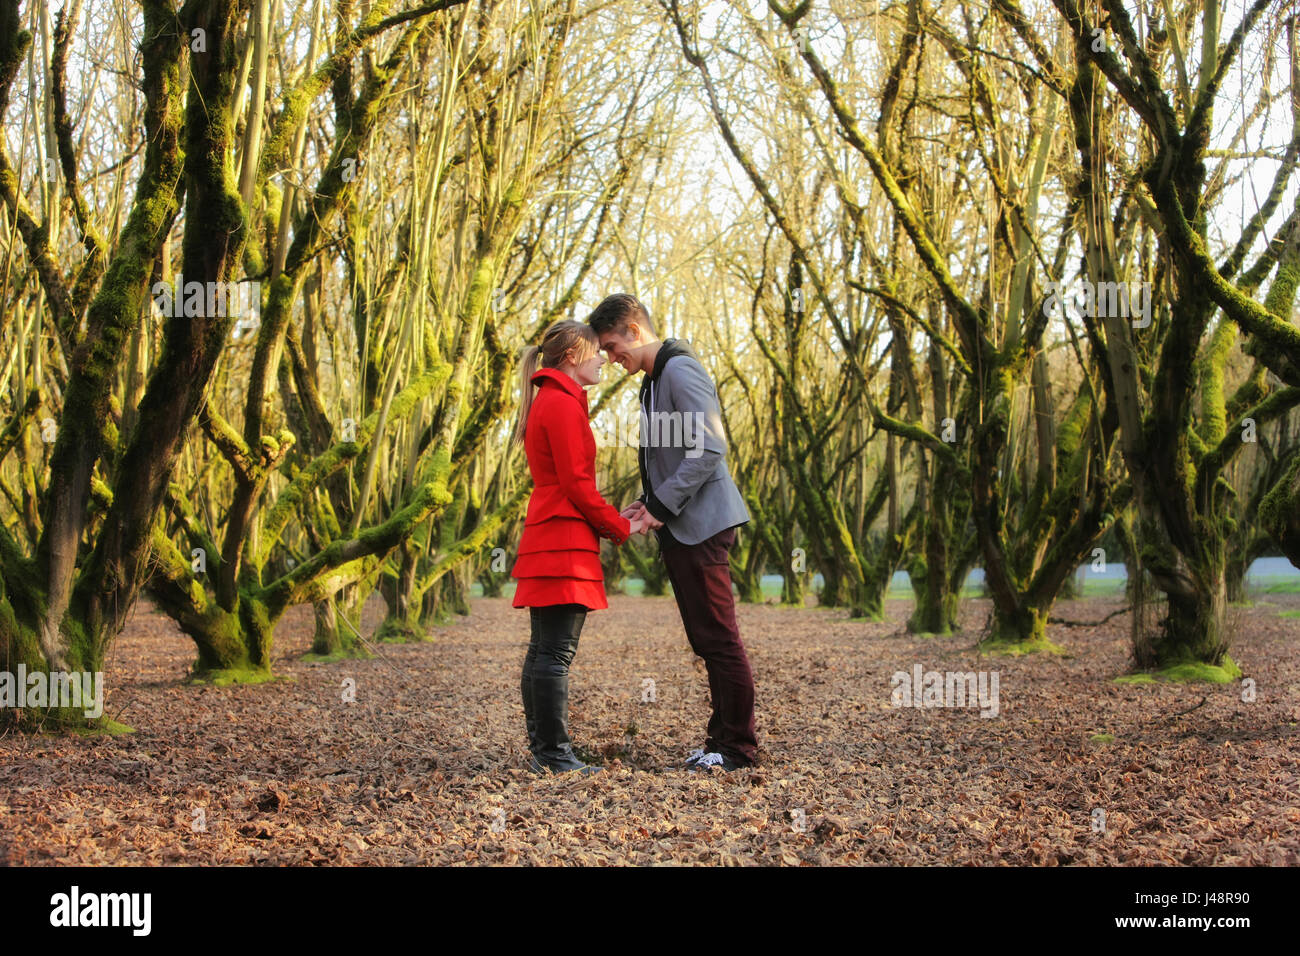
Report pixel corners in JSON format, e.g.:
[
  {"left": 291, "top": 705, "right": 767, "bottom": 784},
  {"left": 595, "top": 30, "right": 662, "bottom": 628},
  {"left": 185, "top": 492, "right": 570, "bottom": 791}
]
[{"left": 513, "top": 344, "right": 541, "bottom": 447}]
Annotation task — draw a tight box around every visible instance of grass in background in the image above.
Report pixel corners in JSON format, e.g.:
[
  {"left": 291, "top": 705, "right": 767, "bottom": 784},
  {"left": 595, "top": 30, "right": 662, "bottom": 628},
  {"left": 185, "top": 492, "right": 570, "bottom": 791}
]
[{"left": 472, "top": 573, "right": 1299, "bottom": 601}]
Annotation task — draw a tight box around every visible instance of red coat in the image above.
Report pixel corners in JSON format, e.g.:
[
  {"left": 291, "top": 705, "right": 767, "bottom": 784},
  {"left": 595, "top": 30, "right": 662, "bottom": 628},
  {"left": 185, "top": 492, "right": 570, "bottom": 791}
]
[{"left": 512, "top": 367, "right": 630, "bottom": 609}]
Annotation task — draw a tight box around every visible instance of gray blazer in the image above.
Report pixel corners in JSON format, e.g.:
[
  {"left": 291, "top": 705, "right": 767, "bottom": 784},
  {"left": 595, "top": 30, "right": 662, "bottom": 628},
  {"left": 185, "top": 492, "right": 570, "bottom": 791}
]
[{"left": 640, "top": 346, "right": 750, "bottom": 546}]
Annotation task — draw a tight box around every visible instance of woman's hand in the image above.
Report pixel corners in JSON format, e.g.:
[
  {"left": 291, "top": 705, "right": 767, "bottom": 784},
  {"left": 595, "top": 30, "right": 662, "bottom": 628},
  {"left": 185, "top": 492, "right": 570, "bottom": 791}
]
[
  {"left": 622, "top": 502, "right": 646, "bottom": 537},
  {"left": 622, "top": 501, "right": 663, "bottom": 537}
]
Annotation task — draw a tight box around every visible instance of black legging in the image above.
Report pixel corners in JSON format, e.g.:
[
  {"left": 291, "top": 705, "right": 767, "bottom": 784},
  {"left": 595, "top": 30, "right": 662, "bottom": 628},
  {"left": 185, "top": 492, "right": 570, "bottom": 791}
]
[
  {"left": 524, "top": 603, "right": 586, "bottom": 678},
  {"left": 521, "top": 603, "right": 588, "bottom": 768}
]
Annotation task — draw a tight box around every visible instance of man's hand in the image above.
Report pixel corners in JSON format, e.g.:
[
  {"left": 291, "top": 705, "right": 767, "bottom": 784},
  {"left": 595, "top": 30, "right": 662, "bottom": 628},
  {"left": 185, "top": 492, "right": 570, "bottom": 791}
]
[
  {"left": 621, "top": 500, "right": 663, "bottom": 532},
  {"left": 621, "top": 500, "right": 663, "bottom": 533}
]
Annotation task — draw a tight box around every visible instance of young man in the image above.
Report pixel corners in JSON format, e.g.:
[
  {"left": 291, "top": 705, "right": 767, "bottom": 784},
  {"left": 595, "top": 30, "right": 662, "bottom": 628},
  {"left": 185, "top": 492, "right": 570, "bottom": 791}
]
[{"left": 588, "top": 293, "right": 758, "bottom": 771}]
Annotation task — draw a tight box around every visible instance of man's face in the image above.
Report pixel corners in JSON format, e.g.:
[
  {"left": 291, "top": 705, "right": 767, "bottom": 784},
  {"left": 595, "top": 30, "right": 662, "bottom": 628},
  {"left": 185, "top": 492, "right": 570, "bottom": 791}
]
[{"left": 598, "top": 324, "right": 640, "bottom": 372}]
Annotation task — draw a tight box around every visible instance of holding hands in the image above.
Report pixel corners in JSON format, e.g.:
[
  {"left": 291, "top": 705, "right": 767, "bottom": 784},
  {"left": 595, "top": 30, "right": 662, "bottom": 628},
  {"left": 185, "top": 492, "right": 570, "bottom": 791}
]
[{"left": 621, "top": 501, "right": 663, "bottom": 536}]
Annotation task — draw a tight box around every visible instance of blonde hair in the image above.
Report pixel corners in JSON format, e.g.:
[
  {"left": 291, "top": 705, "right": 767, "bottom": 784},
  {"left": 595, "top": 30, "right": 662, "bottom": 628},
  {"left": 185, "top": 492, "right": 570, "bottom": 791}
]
[{"left": 513, "top": 319, "right": 600, "bottom": 446}]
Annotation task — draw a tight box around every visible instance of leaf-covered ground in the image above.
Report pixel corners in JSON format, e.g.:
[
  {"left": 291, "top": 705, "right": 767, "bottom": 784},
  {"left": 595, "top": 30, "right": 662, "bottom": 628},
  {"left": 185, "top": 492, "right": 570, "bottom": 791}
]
[{"left": 2, "top": 593, "right": 1297, "bottom": 865}]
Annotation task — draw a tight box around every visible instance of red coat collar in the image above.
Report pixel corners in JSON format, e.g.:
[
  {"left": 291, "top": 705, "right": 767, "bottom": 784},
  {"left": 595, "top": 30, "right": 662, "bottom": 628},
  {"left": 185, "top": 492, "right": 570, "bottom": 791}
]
[{"left": 532, "top": 367, "right": 588, "bottom": 407}]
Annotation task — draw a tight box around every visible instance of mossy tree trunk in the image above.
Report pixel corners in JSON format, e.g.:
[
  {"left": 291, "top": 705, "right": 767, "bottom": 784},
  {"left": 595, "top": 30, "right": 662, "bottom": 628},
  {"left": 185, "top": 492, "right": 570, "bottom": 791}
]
[
  {"left": 720, "top": 339, "right": 807, "bottom": 610},
  {"left": 1054, "top": 3, "right": 1300, "bottom": 670},
  {"left": 0, "top": 0, "right": 260, "bottom": 726},
  {"left": 1155, "top": 568, "right": 1231, "bottom": 672},
  {"left": 715, "top": 402, "right": 779, "bottom": 605},
  {"left": 737, "top": 488, "right": 798, "bottom": 606},
  {"left": 1232, "top": 414, "right": 1300, "bottom": 594},
  {"left": 728, "top": 526, "right": 766, "bottom": 604},
  {"left": 148, "top": 443, "right": 454, "bottom": 678},
  {"left": 904, "top": 329, "right": 971, "bottom": 635},
  {"left": 626, "top": 538, "right": 670, "bottom": 596},
  {"left": 311, "top": 599, "right": 341, "bottom": 656},
  {"left": 1261, "top": 448, "right": 1300, "bottom": 568},
  {"left": 388, "top": 484, "right": 528, "bottom": 633},
  {"left": 375, "top": 533, "right": 429, "bottom": 643},
  {"left": 749, "top": 267, "right": 915, "bottom": 623}
]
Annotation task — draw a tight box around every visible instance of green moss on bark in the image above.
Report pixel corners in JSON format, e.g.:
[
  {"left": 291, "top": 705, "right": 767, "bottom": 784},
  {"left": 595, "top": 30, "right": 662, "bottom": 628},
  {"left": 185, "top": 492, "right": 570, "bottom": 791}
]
[
  {"left": 1116, "top": 654, "right": 1242, "bottom": 683},
  {"left": 982, "top": 605, "right": 1066, "bottom": 655},
  {"left": 1260, "top": 450, "right": 1300, "bottom": 566}
]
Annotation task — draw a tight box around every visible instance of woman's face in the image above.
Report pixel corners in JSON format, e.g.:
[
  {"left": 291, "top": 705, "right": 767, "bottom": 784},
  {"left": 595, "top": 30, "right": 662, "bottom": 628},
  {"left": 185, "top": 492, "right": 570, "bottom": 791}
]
[{"left": 569, "top": 346, "right": 606, "bottom": 387}]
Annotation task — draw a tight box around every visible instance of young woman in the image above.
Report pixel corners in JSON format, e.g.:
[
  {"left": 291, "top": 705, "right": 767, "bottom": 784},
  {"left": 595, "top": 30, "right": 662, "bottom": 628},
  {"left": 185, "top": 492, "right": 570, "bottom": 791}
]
[{"left": 512, "top": 319, "right": 648, "bottom": 774}]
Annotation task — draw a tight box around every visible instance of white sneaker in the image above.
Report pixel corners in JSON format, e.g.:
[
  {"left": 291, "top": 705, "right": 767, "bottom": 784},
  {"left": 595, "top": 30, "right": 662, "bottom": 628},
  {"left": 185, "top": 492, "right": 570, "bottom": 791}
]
[
  {"left": 689, "top": 751, "right": 730, "bottom": 772},
  {"left": 684, "top": 747, "right": 707, "bottom": 767}
]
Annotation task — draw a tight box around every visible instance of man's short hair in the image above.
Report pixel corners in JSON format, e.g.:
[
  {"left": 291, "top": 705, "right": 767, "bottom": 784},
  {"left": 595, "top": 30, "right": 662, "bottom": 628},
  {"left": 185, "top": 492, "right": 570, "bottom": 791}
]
[{"left": 587, "top": 292, "right": 656, "bottom": 338}]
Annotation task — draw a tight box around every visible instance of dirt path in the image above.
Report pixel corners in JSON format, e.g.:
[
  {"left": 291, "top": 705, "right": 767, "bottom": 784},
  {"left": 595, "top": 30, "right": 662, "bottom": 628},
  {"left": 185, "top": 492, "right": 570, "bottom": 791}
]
[{"left": 2, "top": 594, "right": 1297, "bottom": 865}]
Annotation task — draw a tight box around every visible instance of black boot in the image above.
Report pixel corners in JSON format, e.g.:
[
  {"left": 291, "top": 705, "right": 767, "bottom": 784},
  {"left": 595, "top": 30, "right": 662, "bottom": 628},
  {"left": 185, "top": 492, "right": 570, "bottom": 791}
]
[
  {"left": 521, "top": 641, "right": 541, "bottom": 760},
  {"left": 530, "top": 674, "right": 594, "bottom": 773}
]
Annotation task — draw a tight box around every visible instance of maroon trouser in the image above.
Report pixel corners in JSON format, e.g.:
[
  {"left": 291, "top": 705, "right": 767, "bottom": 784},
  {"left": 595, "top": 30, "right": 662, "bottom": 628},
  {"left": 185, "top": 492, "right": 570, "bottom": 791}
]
[{"left": 659, "top": 526, "right": 758, "bottom": 766}]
